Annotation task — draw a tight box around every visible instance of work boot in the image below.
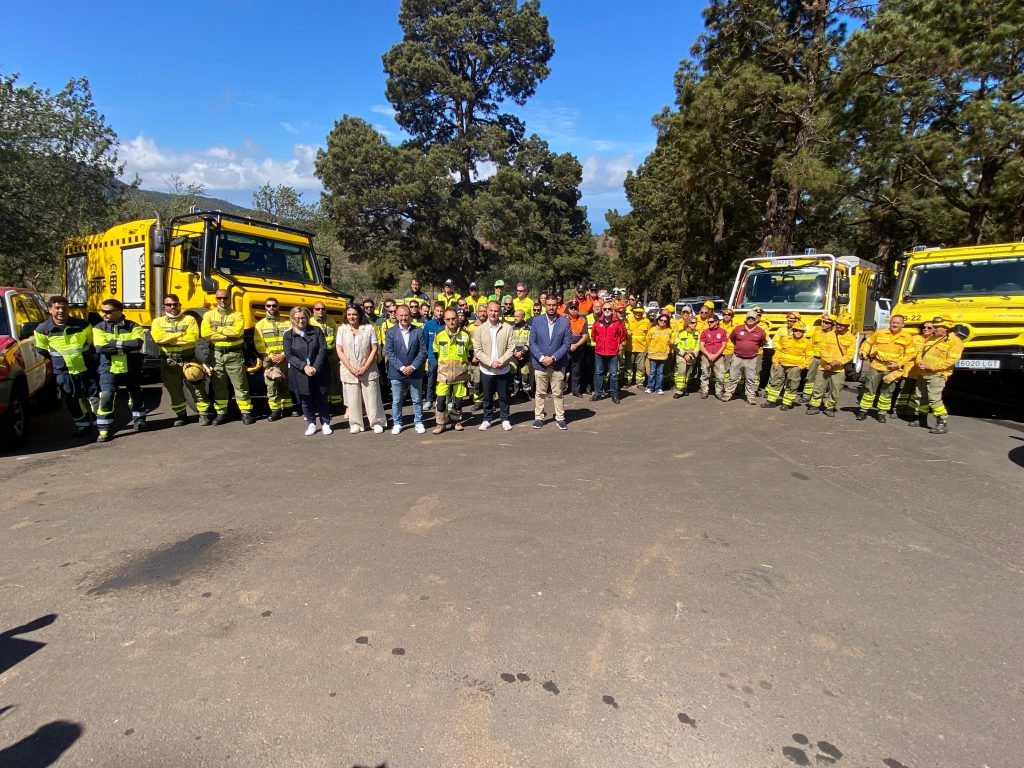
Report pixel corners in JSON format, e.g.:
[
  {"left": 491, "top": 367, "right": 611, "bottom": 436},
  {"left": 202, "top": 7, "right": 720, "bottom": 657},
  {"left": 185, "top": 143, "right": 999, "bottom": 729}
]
[
  {"left": 855, "top": 409, "right": 868, "bottom": 421},
  {"left": 761, "top": 401, "right": 779, "bottom": 408},
  {"left": 241, "top": 413, "right": 256, "bottom": 425},
  {"left": 930, "top": 417, "right": 948, "bottom": 434},
  {"left": 795, "top": 393, "right": 808, "bottom": 405},
  {"left": 823, "top": 407, "right": 837, "bottom": 417},
  {"left": 874, "top": 412, "right": 887, "bottom": 424},
  {"left": 780, "top": 404, "right": 793, "bottom": 411},
  {"left": 916, "top": 413, "right": 929, "bottom": 429},
  {"left": 213, "top": 413, "right": 228, "bottom": 426},
  {"left": 673, "top": 392, "right": 684, "bottom": 399},
  {"left": 172, "top": 415, "right": 187, "bottom": 427},
  {"left": 268, "top": 410, "right": 283, "bottom": 422},
  {"left": 96, "top": 429, "right": 111, "bottom": 443},
  {"left": 133, "top": 419, "right": 147, "bottom": 432},
  {"left": 433, "top": 412, "right": 447, "bottom": 435},
  {"left": 611, "top": 395, "right": 620, "bottom": 404},
  {"left": 198, "top": 414, "right": 212, "bottom": 426},
  {"left": 805, "top": 405, "right": 819, "bottom": 415}
]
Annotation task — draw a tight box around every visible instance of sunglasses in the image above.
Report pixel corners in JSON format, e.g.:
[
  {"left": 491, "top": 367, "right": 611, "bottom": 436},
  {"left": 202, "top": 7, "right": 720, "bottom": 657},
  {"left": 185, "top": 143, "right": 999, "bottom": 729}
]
[
  {"left": 265, "top": 304, "right": 278, "bottom": 309},
  {"left": 100, "top": 308, "right": 117, "bottom": 314},
  {"left": 313, "top": 306, "right": 326, "bottom": 311},
  {"left": 163, "top": 302, "right": 179, "bottom": 307},
  {"left": 216, "top": 296, "right": 229, "bottom": 300}
]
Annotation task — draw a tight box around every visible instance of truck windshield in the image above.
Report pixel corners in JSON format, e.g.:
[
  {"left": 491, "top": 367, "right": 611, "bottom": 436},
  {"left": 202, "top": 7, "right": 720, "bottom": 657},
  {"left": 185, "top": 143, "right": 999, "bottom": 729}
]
[
  {"left": 214, "top": 230, "right": 319, "bottom": 284},
  {"left": 904, "top": 258, "right": 1024, "bottom": 299},
  {"left": 735, "top": 266, "right": 829, "bottom": 311}
]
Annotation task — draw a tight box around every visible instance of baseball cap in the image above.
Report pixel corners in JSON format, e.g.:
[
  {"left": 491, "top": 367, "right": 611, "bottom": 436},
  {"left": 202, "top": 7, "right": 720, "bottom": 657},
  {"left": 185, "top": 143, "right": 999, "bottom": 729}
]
[
  {"left": 703, "top": 300, "right": 715, "bottom": 309},
  {"left": 746, "top": 310, "right": 759, "bottom": 319},
  {"left": 469, "top": 282, "right": 477, "bottom": 289},
  {"left": 444, "top": 279, "right": 454, "bottom": 285},
  {"left": 494, "top": 279, "right": 505, "bottom": 287},
  {"left": 567, "top": 300, "right": 579, "bottom": 310},
  {"left": 589, "top": 283, "right": 598, "bottom": 290}
]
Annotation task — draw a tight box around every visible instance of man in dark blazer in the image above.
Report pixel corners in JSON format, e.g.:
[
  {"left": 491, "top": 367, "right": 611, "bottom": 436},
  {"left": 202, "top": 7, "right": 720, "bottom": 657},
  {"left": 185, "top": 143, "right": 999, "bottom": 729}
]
[
  {"left": 384, "top": 305, "right": 427, "bottom": 434},
  {"left": 528, "top": 296, "right": 572, "bottom": 430}
]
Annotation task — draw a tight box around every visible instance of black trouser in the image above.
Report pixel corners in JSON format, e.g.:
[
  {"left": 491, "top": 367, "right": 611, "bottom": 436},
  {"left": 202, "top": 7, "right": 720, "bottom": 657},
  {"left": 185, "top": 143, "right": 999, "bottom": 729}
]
[
  {"left": 56, "top": 370, "right": 98, "bottom": 429},
  {"left": 569, "top": 346, "right": 585, "bottom": 394},
  {"left": 480, "top": 371, "right": 510, "bottom": 422},
  {"left": 582, "top": 347, "right": 595, "bottom": 392}
]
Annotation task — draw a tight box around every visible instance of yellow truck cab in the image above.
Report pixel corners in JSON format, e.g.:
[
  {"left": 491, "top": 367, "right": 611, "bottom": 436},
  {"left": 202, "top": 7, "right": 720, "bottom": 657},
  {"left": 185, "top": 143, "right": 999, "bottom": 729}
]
[
  {"left": 891, "top": 242, "right": 1024, "bottom": 373},
  {"left": 62, "top": 211, "right": 349, "bottom": 360},
  {"left": 728, "top": 251, "right": 882, "bottom": 372}
]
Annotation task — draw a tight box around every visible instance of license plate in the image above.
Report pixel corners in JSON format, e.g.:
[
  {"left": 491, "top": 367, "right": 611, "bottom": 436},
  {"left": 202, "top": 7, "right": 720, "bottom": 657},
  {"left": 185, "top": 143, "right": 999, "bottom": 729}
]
[{"left": 956, "top": 359, "right": 1001, "bottom": 370}]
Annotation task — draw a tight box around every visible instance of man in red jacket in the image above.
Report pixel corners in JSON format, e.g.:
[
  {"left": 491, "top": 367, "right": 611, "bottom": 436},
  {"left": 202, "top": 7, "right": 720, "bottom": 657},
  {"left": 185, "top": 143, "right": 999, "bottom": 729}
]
[{"left": 590, "top": 303, "right": 627, "bottom": 404}]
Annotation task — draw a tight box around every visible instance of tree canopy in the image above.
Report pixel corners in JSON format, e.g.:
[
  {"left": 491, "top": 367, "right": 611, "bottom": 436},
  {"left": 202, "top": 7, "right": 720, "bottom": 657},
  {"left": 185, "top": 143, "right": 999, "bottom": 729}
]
[
  {"left": 0, "top": 74, "right": 126, "bottom": 288},
  {"left": 608, "top": 0, "right": 1024, "bottom": 301},
  {"left": 317, "top": 0, "right": 594, "bottom": 292}
]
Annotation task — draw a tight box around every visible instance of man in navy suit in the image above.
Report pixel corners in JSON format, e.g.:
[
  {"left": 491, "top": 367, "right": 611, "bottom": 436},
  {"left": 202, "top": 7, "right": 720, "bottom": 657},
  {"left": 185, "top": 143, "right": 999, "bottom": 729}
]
[
  {"left": 384, "top": 305, "right": 427, "bottom": 434},
  {"left": 529, "top": 296, "right": 572, "bottom": 430}
]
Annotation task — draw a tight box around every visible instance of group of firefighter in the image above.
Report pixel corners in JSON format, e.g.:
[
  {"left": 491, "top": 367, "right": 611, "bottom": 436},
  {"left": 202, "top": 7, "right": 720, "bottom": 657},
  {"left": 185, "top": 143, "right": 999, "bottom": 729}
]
[{"left": 30, "top": 279, "right": 964, "bottom": 442}]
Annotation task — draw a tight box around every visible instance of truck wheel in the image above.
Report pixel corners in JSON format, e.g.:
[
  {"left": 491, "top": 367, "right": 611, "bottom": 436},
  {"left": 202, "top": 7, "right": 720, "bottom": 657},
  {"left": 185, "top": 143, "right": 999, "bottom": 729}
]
[{"left": 1, "top": 381, "right": 29, "bottom": 451}]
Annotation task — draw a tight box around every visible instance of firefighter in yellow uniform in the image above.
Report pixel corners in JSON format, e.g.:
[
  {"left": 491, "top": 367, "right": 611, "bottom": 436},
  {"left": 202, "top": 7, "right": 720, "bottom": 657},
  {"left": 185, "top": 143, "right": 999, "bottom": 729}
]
[
  {"left": 720, "top": 307, "right": 737, "bottom": 387},
  {"left": 150, "top": 292, "right": 212, "bottom": 426},
  {"left": 797, "top": 314, "right": 833, "bottom": 404},
  {"left": 673, "top": 316, "right": 700, "bottom": 396},
  {"left": 695, "top": 301, "right": 715, "bottom": 333},
  {"left": 806, "top": 313, "right": 855, "bottom": 417},
  {"left": 432, "top": 308, "right": 474, "bottom": 433},
  {"left": 913, "top": 317, "right": 963, "bottom": 434},
  {"left": 894, "top": 322, "right": 932, "bottom": 418},
  {"left": 254, "top": 298, "right": 294, "bottom": 421},
  {"left": 762, "top": 322, "right": 813, "bottom": 410},
  {"left": 624, "top": 306, "right": 651, "bottom": 387},
  {"left": 92, "top": 298, "right": 147, "bottom": 442},
  {"left": 856, "top": 314, "right": 914, "bottom": 423},
  {"left": 201, "top": 289, "right": 254, "bottom": 425},
  {"left": 509, "top": 310, "right": 532, "bottom": 398},
  {"left": 310, "top": 302, "right": 342, "bottom": 413}
]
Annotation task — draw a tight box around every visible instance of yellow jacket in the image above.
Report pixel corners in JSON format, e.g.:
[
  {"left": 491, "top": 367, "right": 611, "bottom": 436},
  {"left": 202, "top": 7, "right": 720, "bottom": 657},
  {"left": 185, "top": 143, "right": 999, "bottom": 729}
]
[
  {"left": 773, "top": 335, "right": 814, "bottom": 368},
  {"left": 721, "top": 321, "right": 736, "bottom": 354},
  {"left": 903, "top": 334, "right": 928, "bottom": 377},
  {"left": 860, "top": 328, "right": 914, "bottom": 373},
  {"left": 916, "top": 334, "right": 963, "bottom": 378},
  {"left": 201, "top": 309, "right": 245, "bottom": 348},
  {"left": 254, "top": 316, "right": 290, "bottom": 356},
  {"left": 151, "top": 313, "right": 199, "bottom": 352},
  {"left": 625, "top": 316, "right": 651, "bottom": 353},
  {"left": 646, "top": 327, "right": 673, "bottom": 360},
  {"left": 817, "top": 330, "right": 855, "bottom": 371}
]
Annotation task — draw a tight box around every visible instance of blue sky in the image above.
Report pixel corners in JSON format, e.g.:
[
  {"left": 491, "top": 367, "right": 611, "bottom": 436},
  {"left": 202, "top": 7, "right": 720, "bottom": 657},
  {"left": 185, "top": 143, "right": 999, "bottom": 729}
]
[{"left": 1, "top": 1, "right": 706, "bottom": 232}]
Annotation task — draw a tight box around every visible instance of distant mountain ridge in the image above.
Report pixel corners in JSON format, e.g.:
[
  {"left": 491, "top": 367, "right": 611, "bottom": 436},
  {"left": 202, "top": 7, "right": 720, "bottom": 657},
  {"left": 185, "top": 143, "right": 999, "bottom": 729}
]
[{"left": 129, "top": 187, "right": 259, "bottom": 218}]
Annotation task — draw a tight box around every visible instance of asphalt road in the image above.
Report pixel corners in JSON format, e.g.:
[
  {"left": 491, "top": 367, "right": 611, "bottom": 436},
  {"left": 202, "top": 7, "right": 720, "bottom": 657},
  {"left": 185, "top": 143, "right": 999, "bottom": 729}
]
[{"left": 1, "top": 381, "right": 1022, "bottom": 768}]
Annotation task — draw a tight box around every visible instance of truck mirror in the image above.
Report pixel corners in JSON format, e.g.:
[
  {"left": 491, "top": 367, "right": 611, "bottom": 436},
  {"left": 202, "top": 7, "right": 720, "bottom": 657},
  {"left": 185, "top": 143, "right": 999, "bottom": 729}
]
[
  {"left": 19, "top": 321, "right": 39, "bottom": 341},
  {"left": 837, "top": 277, "right": 851, "bottom": 295},
  {"left": 322, "top": 256, "right": 332, "bottom": 285},
  {"left": 838, "top": 294, "right": 850, "bottom": 306}
]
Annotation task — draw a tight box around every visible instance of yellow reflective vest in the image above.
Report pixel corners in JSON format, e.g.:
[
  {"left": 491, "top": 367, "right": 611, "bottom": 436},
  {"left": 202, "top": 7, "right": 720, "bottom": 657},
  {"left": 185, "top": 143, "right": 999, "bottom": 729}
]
[
  {"left": 916, "top": 334, "right": 963, "bottom": 378},
  {"left": 151, "top": 313, "right": 199, "bottom": 353},
  {"left": 201, "top": 309, "right": 245, "bottom": 349},
  {"left": 310, "top": 315, "right": 338, "bottom": 353},
  {"left": 93, "top": 319, "right": 145, "bottom": 374},
  {"left": 817, "top": 330, "right": 855, "bottom": 371},
  {"left": 254, "top": 316, "right": 290, "bottom": 357},
  {"left": 774, "top": 335, "right": 814, "bottom": 368},
  {"left": 859, "top": 328, "right": 914, "bottom": 372}
]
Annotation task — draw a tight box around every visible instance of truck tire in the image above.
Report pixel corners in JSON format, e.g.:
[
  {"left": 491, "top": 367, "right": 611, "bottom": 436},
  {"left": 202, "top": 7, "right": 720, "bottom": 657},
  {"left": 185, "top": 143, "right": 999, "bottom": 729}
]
[{"left": 1, "top": 380, "right": 29, "bottom": 451}]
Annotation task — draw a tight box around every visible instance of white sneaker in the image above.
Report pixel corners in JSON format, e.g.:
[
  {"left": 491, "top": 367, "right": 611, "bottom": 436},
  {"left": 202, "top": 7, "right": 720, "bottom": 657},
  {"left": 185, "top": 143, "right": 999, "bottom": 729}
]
[
  {"left": 350, "top": 425, "right": 361, "bottom": 434},
  {"left": 501, "top": 420, "right": 512, "bottom": 431},
  {"left": 414, "top": 422, "right": 425, "bottom": 434},
  {"left": 479, "top": 420, "right": 491, "bottom": 431},
  {"left": 656, "top": 389, "right": 664, "bottom": 395},
  {"left": 391, "top": 424, "right": 402, "bottom": 435},
  {"left": 304, "top": 423, "right": 317, "bottom": 436},
  {"left": 322, "top": 423, "right": 333, "bottom": 435},
  {"left": 372, "top": 425, "right": 384, "bottom": 434}
]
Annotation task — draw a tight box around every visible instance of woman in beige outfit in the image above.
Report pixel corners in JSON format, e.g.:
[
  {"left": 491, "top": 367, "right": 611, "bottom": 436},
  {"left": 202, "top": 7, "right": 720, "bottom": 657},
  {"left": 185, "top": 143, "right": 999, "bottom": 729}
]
[{"left": 336, "top": 307, "right": 387, "bottom": 433}]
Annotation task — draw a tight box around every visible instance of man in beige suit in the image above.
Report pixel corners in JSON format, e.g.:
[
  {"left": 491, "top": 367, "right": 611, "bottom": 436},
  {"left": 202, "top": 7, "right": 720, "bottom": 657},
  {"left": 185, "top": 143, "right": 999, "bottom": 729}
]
[{"left": 472, "top": 301, "right": 516, "bottom": 431}]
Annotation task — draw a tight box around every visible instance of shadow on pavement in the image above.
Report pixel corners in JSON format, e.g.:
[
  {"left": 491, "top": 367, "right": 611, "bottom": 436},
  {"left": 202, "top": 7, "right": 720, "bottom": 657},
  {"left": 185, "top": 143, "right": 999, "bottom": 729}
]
[
  {"left": 1010, "top": 436, "right": 1024, "bottom": 468},
  {"left": 0, "top": 721, "right": 83, "bottom": 768},
  {"left": 0, "top": 615, "right": 57, "bottom": 676}
]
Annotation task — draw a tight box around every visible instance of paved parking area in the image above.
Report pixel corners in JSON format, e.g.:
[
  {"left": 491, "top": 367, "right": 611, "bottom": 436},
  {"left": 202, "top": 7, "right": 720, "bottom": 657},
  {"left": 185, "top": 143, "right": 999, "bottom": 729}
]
[{"left": 2, "top": 383, "right": 1022, "bottom": 767}]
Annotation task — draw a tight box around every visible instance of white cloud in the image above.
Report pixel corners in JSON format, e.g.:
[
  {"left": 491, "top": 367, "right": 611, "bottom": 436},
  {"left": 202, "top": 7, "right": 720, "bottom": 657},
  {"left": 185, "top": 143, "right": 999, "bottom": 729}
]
[
  {"left": 119, "top": 134, "right": 322, "bottom": 194},
  {"left": 371, "top": 104, "right": 397, "bottom": 118},
  {"left": 279, "top": 121, "right": 299, "bottom": 135},
  {"left": 581, "top": 153, "right": 637, "bottom": 191}
]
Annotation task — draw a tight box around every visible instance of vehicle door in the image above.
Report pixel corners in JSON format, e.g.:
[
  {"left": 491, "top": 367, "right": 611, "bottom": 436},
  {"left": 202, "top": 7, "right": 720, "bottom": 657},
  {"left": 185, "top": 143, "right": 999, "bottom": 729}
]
[{"left": 9, "top": 291, "right": 48, "bottom": 395}]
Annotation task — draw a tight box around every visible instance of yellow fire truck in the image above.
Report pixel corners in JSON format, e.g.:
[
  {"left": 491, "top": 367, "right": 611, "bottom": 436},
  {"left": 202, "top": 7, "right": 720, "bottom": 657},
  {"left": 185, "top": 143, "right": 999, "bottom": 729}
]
[
  {"left": 890, "top": 242, "right": 1024, "bottom": 373},
  {"left": 727, "top": 251, "right": 882, "bottom": 372},
  {"left": 62, "top": 211, "right": 349, "bottom": 358}
]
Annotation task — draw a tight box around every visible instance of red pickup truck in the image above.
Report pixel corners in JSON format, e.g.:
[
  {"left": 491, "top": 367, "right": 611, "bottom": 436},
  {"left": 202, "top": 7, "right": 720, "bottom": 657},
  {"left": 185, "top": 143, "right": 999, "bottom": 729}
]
[{"left": 0, "top": 287, "right": 56, "bottom": 449}]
